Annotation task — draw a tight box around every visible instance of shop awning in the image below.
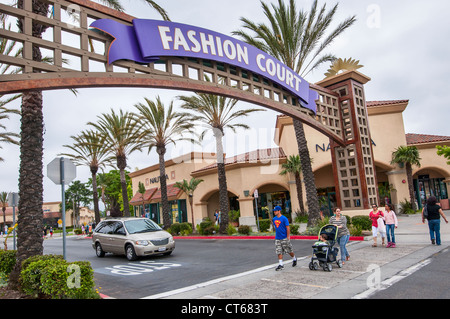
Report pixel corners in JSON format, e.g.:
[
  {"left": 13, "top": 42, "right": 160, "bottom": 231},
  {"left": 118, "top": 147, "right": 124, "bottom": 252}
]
[
  {"left": 150, "top": 183, "right": 182, "bottom": 202},
  {"left": 129, "top": 187, "right": 158, "bottom": 205}
]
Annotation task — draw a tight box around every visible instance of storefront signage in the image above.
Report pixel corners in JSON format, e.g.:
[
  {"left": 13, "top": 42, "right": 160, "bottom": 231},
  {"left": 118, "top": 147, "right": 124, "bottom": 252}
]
[
  {"left": 316, "top": 140, "right": 376, "bottom": 152},
  {"left": 147, "top": 174, "right": 169, "bottom": 185},
  {"left": 90, "top": 19, "right": 318, "bottom": 113}
]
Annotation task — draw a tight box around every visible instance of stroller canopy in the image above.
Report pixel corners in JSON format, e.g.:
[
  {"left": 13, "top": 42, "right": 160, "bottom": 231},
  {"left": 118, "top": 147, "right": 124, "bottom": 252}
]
[{"left": 319, "top": 224, "right": 338, "bottom": 241}]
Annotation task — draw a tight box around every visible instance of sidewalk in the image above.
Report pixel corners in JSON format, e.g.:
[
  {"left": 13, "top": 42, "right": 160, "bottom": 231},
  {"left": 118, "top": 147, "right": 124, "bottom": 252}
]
[{"left": 156, "top": 212, "right": 450, "bottom": 299}]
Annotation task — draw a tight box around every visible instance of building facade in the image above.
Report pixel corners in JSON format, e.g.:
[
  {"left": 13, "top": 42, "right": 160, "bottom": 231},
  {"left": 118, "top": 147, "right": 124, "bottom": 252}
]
[{"left": 129, "top": 72, "right": 450, "bottom": 229}]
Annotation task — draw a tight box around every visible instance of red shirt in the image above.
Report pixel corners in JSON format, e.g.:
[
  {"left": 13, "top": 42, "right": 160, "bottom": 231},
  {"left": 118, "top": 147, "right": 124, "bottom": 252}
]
[{"left": 369, "top": 210, "right": 384, "bottom": 227}]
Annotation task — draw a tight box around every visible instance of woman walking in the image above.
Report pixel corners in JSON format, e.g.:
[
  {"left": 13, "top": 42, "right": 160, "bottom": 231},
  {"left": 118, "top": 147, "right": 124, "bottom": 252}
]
[
  {"left": 384, "top": 204, "right": 398, "bottom": 248},
  {"left": 422, "top": 196, "right": 449, "bottom": 245},
  {"left": 369, "top": 204, "right": 385, "bottom": 247},
  {"left": 330, "top": 207, "right": 350, "bottom": 264}
]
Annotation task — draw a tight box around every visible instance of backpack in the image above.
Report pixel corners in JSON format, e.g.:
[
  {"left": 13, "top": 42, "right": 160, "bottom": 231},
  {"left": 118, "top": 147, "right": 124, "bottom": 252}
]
[{"left": 423, "top": 205, "right": 428, "bottom": 219}]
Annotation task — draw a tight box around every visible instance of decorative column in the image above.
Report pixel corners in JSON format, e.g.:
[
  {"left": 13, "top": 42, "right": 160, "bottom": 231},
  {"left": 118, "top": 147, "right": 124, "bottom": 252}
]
[{"left": 316, "top": 71, "right": 378, "bottom": 210}]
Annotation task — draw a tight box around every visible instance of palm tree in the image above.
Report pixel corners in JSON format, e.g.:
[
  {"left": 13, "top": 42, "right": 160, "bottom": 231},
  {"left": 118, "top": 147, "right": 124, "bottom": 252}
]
[
  {"left": 233, "top": 0, "right": 356, "bottom": 226},
  {"left": 391, "top": 146, "right": 421, "bottom": 210},
  {"left": 8, "top": 0, "right": 170, "bottom": 289},
  {"left": 60, "top": 130, "right": 114, "bottom": 223},
  {"left": 174, "top": 177, "right": 204, "bottom": 232},
  {"left": 0, "top": 192, "right": 8, "bottom": 231},
  {"left": 177, "top": 91, "right": 264, "bottom": 233},
  {"left": 88, "top": 109, "right": 143, "bottom": 217},
  {"left": 279, "top": 155, "right": 305, "bottom": 214},
  {"left": 96, "top": 0, "right": 170, "bottom": 20},
  {"left": 134, "top": 96, "right": 197, "bottom": 229}
]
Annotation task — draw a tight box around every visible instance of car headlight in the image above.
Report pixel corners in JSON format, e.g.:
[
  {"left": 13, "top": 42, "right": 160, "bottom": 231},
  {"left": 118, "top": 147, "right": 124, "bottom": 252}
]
[
  {"left": 168, "top": 236, "right": 174, "bottom": 243},
  {"left": 136, "top": 240, "right": 150, "bottom": 246}
]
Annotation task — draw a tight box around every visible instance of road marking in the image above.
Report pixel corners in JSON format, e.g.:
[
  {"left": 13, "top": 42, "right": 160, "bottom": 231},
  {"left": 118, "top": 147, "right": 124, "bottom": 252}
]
[
  {"left": 352, "top": 258, "right": 431, "bottom": 299},
  {"left": 97, "top": 261, "right": 181, "bottom": 276},
  {"left": 141, "top": 256, "right": 308, "bottom": 299}
]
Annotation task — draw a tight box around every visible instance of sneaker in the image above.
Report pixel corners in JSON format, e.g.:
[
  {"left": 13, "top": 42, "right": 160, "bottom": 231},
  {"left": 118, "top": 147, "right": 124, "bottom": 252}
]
[
  {"left": 275, "top": 265, "right": 284, "bottom": 271},
  {"left": 386, "top": 242, "right": 392, "bottom": 248},
  {"left": 431, "top": 239, "right": 436, "bottom": 245},
  {"left": 292, "top": 259, "right": 297, "bottom": 267},
  {"left": 391, "top": 243, "right": 396, "bottom": 248}
]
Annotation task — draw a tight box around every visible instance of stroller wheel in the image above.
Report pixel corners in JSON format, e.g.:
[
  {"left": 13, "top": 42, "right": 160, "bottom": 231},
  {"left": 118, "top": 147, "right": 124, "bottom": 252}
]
[
  {"left": 313, "top": 262, "right": 319, "bottom": 270},
  {"left": 324, "top": 263, "right": 332, "bottom": 272},
  {"left": 337, "top": 259, "right": 343, "bottom": 268},
  {"left": 309, "top": 262, "right": 314, "bottom": 270}
]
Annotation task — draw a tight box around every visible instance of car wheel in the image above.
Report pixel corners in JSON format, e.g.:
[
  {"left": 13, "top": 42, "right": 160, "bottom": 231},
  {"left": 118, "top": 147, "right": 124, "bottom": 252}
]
[
  {"left": 95, "top": 243, "right": 105, "bottom": 258},
  {"left": 126, "top": 244, "right": 138, "bottom": 261}
]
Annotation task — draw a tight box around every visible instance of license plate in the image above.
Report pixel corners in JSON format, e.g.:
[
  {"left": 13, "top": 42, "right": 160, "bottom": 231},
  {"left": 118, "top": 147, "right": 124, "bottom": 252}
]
[{"left": 158, "top": 247, "right": 167, "bottom": 252}]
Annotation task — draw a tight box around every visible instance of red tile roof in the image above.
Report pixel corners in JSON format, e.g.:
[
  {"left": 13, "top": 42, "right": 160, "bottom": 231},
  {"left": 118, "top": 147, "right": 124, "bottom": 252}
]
[
  {"left": 151, "top": 183, "right": 182, "bottom": 201},
  {"left": 193, "top": 147, "right": 286, "bottom": 173},
  {"left": 130, "top": 187, "right": 158, "bottom": 204},
  {"left": 406, "top": 133, "right": 450, "bottom": 145},
  {"left": 366, "top": 100, "right": 409, "bottom": 107}
]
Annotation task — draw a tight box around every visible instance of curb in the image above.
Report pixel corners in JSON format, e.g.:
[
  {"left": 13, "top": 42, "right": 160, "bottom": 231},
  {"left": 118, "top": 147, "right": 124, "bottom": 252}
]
[{"left": 173, "top": 235, "right": 365, "bottom": 241}]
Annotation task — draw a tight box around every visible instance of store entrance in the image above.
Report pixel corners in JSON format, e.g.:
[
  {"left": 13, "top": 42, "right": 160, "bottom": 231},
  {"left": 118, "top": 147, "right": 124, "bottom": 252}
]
[{"left": 317, "top": 187, "right": 337, "bottom": 217}]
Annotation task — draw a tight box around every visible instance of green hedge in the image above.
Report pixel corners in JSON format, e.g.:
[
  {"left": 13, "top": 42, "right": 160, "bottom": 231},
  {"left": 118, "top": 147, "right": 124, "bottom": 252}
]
[
  {"left": 351, "top": 215, "right": 372, "bottom": 231},
  {"left": 168, "top": 222, "right": 193, "bottom": 236},
  {"left": 19, "top": 254, "right": 98, "bottom": 299},
  {"left": 0, "top": 250, "right": 17, "bottom": 275}
]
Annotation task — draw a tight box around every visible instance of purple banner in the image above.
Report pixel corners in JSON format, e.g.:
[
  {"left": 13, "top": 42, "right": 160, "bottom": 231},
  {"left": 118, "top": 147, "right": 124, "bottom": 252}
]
[{"left": 90, "top": 19, "right": 317, "bottom": 113}]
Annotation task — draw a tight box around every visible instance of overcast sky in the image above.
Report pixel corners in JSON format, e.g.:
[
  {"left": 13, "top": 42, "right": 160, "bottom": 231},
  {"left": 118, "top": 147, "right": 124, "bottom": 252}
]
[{"left": 1, "top": 0, "right": 449, "bottom": 203}]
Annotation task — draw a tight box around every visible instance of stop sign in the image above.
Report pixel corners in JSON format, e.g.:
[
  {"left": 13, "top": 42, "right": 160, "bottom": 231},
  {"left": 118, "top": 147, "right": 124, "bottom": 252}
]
[{"left": 47, "top": 157, "right": 77, "bottom": 185}]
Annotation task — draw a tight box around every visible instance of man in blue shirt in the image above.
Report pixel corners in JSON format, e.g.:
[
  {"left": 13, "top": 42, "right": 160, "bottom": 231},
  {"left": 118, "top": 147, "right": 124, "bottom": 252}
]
[{"left": 272, "top": 206, "right": 297, "bottom": 271}]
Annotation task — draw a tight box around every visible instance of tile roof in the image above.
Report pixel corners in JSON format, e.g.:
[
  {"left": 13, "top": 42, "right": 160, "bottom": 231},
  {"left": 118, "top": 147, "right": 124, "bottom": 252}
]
[
  {"left": 366, "top": 100, "right": 409, "bottom": 107},
  {"left": 406, "top": 133, "right": 450, "bottom": 145},
  {"left": 193, "top": 147, "right": 286, "bottom": 173},
  {"left": 151, "top": 183, "right": 182, "bottom": 201},
  {"left": 129, "top": 187, "right": 158, "bottom": 204}
]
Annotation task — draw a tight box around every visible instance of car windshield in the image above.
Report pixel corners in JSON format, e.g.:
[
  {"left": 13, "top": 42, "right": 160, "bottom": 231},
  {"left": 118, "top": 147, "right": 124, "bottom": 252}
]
[{"left": 124, "top": 219, "right": 162, "bottom": 234}]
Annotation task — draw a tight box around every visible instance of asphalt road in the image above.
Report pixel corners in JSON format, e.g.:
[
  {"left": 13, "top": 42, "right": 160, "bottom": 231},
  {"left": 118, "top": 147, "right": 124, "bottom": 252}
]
[
  {"left": 43, "top": 235, "right": 317, "bottom": 299},
  {"left": 370, "top": 246, "right": 450, "bottom": 299}
]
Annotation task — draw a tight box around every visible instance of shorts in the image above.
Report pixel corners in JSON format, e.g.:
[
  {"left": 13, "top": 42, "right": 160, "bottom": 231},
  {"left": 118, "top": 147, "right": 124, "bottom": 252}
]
[
  {"left": 275, "top": 238, "right": 293, "bottom": 255},
  {"left": 372, "top": 226, "right": 386, "bottom": 238}
]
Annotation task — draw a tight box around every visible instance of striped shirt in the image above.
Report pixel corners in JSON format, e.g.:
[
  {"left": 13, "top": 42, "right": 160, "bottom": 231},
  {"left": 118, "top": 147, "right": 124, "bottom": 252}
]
[{"left": 329, "top": 216, "right": 350, "bottom": 237}]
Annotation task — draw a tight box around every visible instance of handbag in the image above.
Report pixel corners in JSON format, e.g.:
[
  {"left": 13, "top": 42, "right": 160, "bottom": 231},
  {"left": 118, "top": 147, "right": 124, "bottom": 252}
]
[
  {"left": 423, "top": 205, "right": 428, "bottom": 219},
  {"left": 377, "top": 216, "right": 386, "bottom": 232}
]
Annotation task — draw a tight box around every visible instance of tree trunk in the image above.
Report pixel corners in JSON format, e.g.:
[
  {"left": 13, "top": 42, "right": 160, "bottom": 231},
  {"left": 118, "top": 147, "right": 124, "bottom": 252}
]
[
  {"left": 293, "top": 119, "right": 320, "bottom": 227},
  {"left": 9, "top": 90, "right": 45, "bottom": 289},
  {"left": 406, "top": 163, "right": 416, "bottom": 210},
  {"left": 294, "top": 172, "right": 305, "bottom": 213},
  {"left": 90, "top": 166, "right": 100, "bottom": 224},
  {"left": 158, "top": 146, "right": 171, "bottom": 229},
  {"left": 9, "top": 0, "right": 50, "bottom": 290},
  {"left": 117, "top": 155, "right": 130, "bottom": 217},
  {"left": 214, "top": 128, "right": 229, "bottom": 233}
]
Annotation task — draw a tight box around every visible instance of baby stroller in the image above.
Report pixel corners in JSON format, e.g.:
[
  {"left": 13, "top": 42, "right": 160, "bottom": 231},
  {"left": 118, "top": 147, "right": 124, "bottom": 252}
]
[{"left": 309, "top": 224, "right": 343, "bottom": 272}]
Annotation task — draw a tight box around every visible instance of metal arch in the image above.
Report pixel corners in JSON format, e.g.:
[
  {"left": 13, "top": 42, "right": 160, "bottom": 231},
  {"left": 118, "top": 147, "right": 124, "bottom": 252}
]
[{"left": 0, "top": 0, "right": 345, "bottom": 145}]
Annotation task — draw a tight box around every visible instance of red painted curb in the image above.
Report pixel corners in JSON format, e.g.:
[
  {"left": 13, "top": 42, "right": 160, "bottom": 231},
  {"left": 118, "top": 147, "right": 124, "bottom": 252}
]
[{"left": 173, "top": 235, "right": 364, "bottom": 241}]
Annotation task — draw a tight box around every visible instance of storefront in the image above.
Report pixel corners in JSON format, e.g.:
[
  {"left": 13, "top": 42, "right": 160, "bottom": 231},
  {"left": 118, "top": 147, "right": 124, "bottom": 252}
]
[{"left": 129, "top": 72, "right": 450, "bottom": 227}]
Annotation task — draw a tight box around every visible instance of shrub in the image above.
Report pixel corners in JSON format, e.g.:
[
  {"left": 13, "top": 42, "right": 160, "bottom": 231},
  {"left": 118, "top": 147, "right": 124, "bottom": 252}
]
[
  {"left": 399, "top": 199, "right": 415, "bottom": 214},
  {"left": 228, "top": 210, "right": 240, "bottom": 223},
  {"left": 0, "top": 250, "right": 17, "bottom": 275},
  {"left": 40, "top": 261, "right": 97, "bottom": 299},
  {"left": 258, "top": 219, "right": 271, "bottom": 232},
  {"left": 20, "top": 255, "right": 98, "bottom": 299},
  {"left": 226, "top": 224, "right": 237, "bottom": 235},
  {"left": 169, "top": 222, "right": 193, "bottom": 236},
  {"left": 20, "top": 255, "right": 64, "bottom": 297},
  {"left": 202, "top": 225, "right": 218, "bottom": 235},
  {"left": 351, "top": 215, "right": 372, "bottom": 231},
  {"left": 294, "top": 209, "right": 308, "bottom": 223},
  {"left": 290, "top": 224, "right": 299, "bottom": 235},
  {"left": 238, "top": 225, "right": 251, "bottom": 235},
  {"left": 74, "top": 228, "right": 82, "bottom": 235}
]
